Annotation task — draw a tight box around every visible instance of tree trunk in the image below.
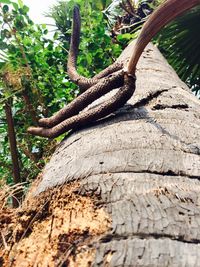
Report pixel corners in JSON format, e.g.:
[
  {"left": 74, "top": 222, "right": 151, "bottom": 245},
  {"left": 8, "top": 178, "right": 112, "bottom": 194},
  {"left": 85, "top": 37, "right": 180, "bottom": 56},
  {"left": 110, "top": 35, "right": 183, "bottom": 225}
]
[{"left": 4, "top": 42, "right": 200, "bottom": 266}]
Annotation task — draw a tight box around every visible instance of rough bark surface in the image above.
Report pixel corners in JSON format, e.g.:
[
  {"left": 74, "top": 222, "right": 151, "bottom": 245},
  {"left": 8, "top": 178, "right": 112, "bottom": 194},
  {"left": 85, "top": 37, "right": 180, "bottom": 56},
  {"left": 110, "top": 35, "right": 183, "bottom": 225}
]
[{"left": 31, "top": 42, "right": 200, "bottom": 266}]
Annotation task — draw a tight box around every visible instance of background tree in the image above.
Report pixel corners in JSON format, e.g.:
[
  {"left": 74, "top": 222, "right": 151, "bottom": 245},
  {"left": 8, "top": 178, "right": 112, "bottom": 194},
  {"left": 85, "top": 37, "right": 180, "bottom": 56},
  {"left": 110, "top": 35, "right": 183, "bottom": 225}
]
[{"left": 0, "top": 0, "right": 69, "bottom": 189}]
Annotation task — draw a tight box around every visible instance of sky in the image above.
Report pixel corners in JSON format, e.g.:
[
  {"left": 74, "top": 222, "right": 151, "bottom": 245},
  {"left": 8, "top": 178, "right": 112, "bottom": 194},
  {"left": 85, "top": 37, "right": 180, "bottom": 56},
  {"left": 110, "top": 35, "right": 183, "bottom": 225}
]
[
  {"left": 23, "top": 0, "right": 140, "bottom": 24},
  {"left": 23, "top": 0, "right": 58, "bottom": 24}
]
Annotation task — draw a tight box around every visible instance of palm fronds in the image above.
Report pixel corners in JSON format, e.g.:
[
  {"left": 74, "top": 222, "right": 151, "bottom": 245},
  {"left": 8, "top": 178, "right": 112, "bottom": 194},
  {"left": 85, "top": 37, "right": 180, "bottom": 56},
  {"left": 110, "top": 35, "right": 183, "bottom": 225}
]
[{"left": 157, "top": 6, "right": 200, "bottom": 95}]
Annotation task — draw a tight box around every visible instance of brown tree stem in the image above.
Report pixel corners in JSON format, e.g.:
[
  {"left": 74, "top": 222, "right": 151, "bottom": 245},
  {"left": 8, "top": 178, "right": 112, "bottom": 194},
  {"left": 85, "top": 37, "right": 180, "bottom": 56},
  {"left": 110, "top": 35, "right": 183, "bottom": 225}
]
[{"left": 4, "top": 100, "right": 23, "bottom": 207}]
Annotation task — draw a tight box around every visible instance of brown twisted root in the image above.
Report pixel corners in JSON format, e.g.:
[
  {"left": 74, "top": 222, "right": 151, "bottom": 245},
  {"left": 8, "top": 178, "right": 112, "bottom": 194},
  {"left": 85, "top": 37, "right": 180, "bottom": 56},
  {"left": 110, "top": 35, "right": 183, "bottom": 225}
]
[
  {"left": 28, "top": 74, "right": 135, "bottom": 138},
  {"left": 38, "top": 70, "right": 124, "bottom": 128},
  {"left": 67, "top": 5, "right": 123, "bottom": 91}
]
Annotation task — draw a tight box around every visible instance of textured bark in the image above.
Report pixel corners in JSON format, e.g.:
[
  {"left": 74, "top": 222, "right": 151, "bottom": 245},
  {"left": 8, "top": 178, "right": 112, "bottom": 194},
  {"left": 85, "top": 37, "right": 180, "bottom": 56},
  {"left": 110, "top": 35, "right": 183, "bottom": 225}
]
[{"left": 31, "top": 42, "right": 200, "bottom": 266}]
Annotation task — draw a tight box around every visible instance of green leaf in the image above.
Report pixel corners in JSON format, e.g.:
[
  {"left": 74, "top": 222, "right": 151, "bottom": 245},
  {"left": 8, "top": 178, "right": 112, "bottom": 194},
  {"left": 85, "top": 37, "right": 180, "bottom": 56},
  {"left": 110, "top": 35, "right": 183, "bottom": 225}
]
[
  {"left": 117, "top": 33, "right": 132, "bottom": 41},
  {"left": 18, "top": 0, "right": 23, "bottom": 8},
  {"left": 0, "top": 41, "right": 8, "bottom": 50},
  {"left": 18, "top": 5, "right": 29, "bottom": 15},
  {"left": 14, "top": 15, "right": 25, "bottom": 29},
  {"left": 11, "top": 2, "right": 19, "bottom": 10},
  {"left": 53, "top": 32, "right": 58, "bottom": 40},
  {"left": 2, "top": 5, "right": 9, "bottom": 13},
  {"left": 1, "top": 29, "right": 10, "bottom": 39},
  {"left": 0, "top": 0, "right": 11, "bottom": 3},
  {"left": 22, "top": 5, "right": 29, "bottom": 13}
]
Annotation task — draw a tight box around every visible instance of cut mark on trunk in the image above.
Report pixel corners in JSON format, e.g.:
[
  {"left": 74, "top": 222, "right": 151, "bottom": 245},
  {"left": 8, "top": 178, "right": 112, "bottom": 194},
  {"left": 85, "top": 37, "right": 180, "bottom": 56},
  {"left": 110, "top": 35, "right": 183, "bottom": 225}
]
[
  {"left": 152, "top": 104, "right": 189, "bottom": 110},
  {"left": 99, "top": 233, "right": 200, "bottom": 245},
  {"left": 56, "top": 137, "right": 82, "bottom": 153},
  {"left": 145, "top": 116, "right": 200, "bottom": 156},
  {"left": 93, "top": 170, "right": 200, "bottom": 180},
  {"left": 133, "top": 89, "right": 169, "bottom": 108}
]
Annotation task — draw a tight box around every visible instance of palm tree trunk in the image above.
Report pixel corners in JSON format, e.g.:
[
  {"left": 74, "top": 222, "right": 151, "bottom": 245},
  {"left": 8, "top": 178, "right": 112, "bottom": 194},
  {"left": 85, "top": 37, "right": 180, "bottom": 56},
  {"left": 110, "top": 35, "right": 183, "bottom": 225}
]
[{"left": 9, "top": 42, "right": 200, "bottom": 266}]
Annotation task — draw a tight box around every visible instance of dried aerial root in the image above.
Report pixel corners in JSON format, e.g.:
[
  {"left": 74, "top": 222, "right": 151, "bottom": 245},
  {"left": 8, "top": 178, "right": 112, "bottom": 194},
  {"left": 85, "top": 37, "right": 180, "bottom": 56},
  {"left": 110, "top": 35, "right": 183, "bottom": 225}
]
[{"left": 27, "top": 73, "right": 136, "bottom": 138}]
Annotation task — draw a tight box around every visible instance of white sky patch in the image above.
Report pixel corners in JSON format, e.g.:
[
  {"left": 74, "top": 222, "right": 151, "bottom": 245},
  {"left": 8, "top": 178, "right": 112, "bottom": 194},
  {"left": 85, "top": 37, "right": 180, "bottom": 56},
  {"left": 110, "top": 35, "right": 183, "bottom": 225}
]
[{"left": 22, "top": 0, "right": 58, "bottom": 25}]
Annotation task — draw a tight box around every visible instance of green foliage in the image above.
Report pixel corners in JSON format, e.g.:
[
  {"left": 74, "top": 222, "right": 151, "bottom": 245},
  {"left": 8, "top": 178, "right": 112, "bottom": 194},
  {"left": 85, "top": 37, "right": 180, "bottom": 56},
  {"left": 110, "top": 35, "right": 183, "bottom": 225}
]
[
  {"left": 0, "top": 1, "right": 74, "bottom": 184},
  {"left": 157, "top": 6, "right": 200, "bottom": 95},
  {"left": 104, "top": 0, "right": 162, "bottom": 48}
]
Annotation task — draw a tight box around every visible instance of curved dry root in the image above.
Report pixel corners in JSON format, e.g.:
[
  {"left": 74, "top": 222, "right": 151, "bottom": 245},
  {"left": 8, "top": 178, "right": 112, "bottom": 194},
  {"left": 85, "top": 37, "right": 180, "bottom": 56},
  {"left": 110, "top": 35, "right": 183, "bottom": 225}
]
[
  {"left": 38, "top": 70, "right": 124, "bottom": 128},
  {"left": 27, "top": 74, "right": 136, "bottom": 138},
  {"left": 67, "top": 6, "right": 123, "bottom": 92}
]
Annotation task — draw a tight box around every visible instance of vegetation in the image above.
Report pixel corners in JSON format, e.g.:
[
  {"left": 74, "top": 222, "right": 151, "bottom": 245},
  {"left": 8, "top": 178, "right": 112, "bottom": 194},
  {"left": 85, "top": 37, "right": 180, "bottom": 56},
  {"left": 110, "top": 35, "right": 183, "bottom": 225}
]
[
  {"left": 157, "top": 6, "right": 200, "bottom": 95},
  {"left": 0, "top": 0, "right": 68, "bottom": 191}
]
